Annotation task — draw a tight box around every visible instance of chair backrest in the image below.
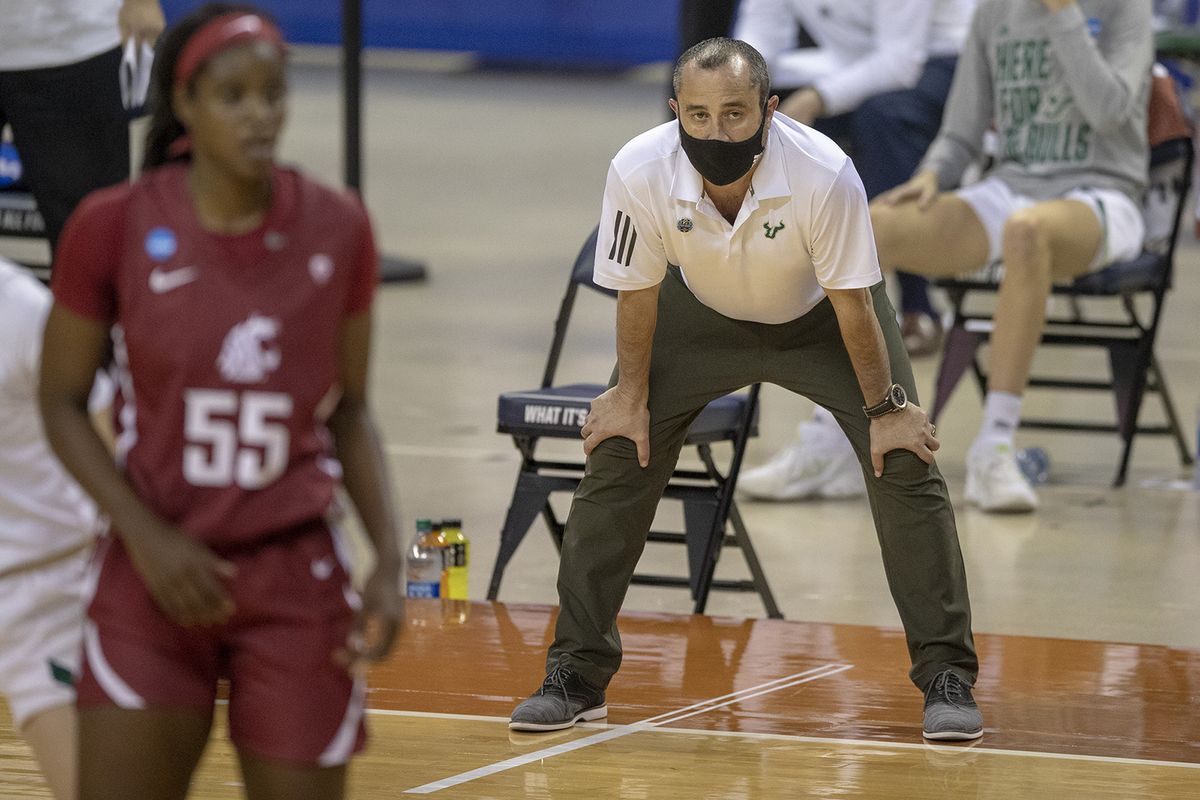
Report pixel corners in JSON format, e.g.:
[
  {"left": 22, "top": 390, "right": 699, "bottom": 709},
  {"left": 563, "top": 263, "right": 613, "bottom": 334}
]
[
  {"left": 568, "top": 225, "right": 618, "bottom": 297},
  {"left": 541, "top": 226, "right": 611, "bottom": 387},
  {"left": 1141, "top": 136, "right": 1194, "bottom": 284},
  {"left": 1142, "top": 65, "right": 1193, "bottom": 261}
]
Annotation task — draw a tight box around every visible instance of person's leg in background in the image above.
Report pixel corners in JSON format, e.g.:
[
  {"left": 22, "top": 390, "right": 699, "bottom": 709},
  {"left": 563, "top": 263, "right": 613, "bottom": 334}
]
[
  {"left": 961, "top": 198, "right": 1106, "bottom": 513},
  {"left": 0, "top": 552, "right": 92, "bottom": 800},
  {"left": 0, "top": 47, "right": 130, "bottom": 252},
  {"left": 870, "top": 176, "right": 1132, "bottom": 513},
  {"left": 851, "top": 56, "right": 960, "bottom": 357},
  {"left": 811, "top": 111, "right": 853, "bottom": 144},
  {"left": 896, "top": 273, "right": 939, "bottom": 354}
]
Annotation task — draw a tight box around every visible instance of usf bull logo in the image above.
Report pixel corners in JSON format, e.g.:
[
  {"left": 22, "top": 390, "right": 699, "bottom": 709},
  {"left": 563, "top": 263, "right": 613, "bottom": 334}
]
[{"left": 763, "top": 221, "right": 785, "bottom": 239}]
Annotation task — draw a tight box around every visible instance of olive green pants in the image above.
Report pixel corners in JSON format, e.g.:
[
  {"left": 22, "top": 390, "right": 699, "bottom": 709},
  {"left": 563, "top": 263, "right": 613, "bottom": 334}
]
[{"left": 549, "top": 270, "right": 977, "bottom": 692}]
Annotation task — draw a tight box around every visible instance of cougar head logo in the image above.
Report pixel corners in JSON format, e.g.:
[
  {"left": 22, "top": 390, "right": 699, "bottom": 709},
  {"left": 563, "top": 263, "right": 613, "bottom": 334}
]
[{"left": 217, "top": 313, "right": 282, "bottom": 384}]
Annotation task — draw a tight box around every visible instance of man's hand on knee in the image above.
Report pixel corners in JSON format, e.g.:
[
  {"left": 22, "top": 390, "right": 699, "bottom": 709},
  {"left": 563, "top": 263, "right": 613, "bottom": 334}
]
[
  {"left": 869, "top": 404, "right": 939, "bottom": 477},
  {"left": 582, "top": 385, "right": 651, "bottom": 467}
]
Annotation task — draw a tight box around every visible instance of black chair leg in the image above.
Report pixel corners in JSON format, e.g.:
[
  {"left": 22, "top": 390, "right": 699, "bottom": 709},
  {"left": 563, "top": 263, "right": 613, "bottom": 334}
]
[
  {"left": 487, "top": 477, "right": 553, "bottom": 600},
  {"left": 681, "top": 496, "right": 720, "bottom": 603},
  {"left": 1114, "top": 432, "right": 1136, "bottom": 487},
  {"left": 1108, "top": 340, "right": 1144, "bottom": 441},
  {"left": 690, "top": 488, "right": 740, "bottom": 616},
  {"left": 931, "top": 325, "right": 987, "bottom": 423},
  {"left": 1151, "top": 357, "right": 1196, "bottom": 468},
  {"left": 728, "top": 501, "right": 782, "bottom": 619},
  {"left": 1109, "top": 340, "right": 1152, "bottom": 487},
  {"left": 539, "top": 504, "right": 566, "bottom": 552}
]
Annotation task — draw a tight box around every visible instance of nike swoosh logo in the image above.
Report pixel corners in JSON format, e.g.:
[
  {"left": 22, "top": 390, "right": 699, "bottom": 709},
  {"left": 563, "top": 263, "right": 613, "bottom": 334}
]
[{"left": 149, "top": 266, "right": 198, "bottom": 294}]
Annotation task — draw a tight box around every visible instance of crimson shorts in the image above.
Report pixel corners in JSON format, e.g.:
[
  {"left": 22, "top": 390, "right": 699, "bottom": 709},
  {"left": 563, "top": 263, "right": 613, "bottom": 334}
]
[{"left": 76, "top": 520, "right": 365, "bottom": 767}]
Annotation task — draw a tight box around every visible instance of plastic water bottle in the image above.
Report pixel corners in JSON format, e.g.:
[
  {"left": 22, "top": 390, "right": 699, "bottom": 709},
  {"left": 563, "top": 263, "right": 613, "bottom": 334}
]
[
  {"left": 1016, "top": 447, "right": 1050, "bottom": 486},
  {"left": 405, "top": 518, "right": 442, "bottom": 598}
]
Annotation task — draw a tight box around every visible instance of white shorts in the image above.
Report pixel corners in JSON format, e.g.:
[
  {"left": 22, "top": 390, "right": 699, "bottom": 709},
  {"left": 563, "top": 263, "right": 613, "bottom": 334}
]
[
  {"left": 955, "top": 177, "right": 1145, "bottom": 280},
  {"left": 0, "top": 550, "right": 88, "bottom": 727}
]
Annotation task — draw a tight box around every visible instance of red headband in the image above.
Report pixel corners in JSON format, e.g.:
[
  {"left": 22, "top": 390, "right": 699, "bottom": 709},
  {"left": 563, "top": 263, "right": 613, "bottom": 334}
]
[{"left": 175, "top": 12, "right": 285, "bottom": 89}]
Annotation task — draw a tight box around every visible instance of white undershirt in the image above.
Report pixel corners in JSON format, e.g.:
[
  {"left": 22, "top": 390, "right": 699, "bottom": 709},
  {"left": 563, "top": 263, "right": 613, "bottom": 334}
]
[{"left": 0, "top": 0, "right": 122, "bottom": 70}]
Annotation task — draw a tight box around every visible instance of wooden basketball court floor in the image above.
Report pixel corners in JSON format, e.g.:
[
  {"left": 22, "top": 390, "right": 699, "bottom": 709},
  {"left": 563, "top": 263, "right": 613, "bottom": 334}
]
[
  {"left": 3, "top": 53, "right": 1200, "bottom": 798},
  {"left": 3, "top": 600, "right": 1197, "bottom": 798}
]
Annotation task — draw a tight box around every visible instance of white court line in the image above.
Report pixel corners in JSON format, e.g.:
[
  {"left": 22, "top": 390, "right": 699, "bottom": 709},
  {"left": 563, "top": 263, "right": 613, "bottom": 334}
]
[
  {"left": 401, "top": 663, "right": 852, "bottom": 794},
  {"left": 633, "top": 664, "right": 853, "bottom": 728},
  {"left": 370, "top": 708, "right": 1200, "bottom": 773},
  {"left": 644, "top": 725, "right": 1200, "bottom": 771}
]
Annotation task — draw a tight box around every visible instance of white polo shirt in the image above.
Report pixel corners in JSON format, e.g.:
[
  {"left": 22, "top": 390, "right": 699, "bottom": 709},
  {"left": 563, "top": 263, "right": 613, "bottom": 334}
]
[
  {"left": 0, "top": 259, "right": 103, "bottom": 575},
  {"left": 594, "top": 114, "right": 882, "bottom": 324}
]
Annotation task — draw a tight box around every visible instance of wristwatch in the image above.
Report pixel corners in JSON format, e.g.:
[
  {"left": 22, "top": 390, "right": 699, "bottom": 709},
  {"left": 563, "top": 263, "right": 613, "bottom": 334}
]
[{"left": 863, "top": 383, "right": 907, "bottom": 418}]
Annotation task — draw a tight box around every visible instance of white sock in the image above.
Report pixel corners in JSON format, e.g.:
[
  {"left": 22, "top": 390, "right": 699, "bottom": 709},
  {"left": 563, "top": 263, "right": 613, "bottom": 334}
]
[{"left": 973, "top": 391, "right": 1022, "bottom": 453}]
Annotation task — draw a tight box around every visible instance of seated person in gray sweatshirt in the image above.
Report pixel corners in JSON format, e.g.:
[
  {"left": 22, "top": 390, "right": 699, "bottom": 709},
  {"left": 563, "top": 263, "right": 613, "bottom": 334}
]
[{"left": 869, "top": 0, "right": 1152, "bottom": 513}]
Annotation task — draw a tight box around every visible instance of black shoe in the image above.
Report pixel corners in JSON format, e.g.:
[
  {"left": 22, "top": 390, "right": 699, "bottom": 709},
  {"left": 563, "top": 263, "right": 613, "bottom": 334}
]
[
  {"left": 922, "top": 669, "right": 984, "bottom": 741},
  {"left": 509, "top": 655, "right": 607, "bottom": 732}
]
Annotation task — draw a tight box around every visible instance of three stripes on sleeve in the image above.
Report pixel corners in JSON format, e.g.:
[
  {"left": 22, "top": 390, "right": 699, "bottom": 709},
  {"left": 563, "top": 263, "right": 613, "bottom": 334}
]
[{"left": 607, "top": 210, "right": 637, "bottom": 267}]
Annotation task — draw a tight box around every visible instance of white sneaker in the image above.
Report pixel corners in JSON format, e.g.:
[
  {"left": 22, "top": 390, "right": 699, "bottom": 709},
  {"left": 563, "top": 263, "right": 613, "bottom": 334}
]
[
  {"left": 817, "top": 466, "right": 868, "bottom": 499},
  {"left": 738, "top": 420, "right": 865, "bottom": 501},
  {"left": 965, "top": 442, "right": 1038, "bottom": 513}
]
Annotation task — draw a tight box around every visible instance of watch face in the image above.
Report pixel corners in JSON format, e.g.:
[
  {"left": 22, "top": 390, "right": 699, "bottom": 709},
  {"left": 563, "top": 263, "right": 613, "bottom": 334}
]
[{"left": 891, "top": 384, "right": 907, "bottom": 406}]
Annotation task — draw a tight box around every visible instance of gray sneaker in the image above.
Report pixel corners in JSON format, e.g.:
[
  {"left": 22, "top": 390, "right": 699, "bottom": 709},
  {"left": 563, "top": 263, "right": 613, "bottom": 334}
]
[
  {"left": 922, "top": 670, "right": 984, "bottom": 741},
  {"left": 509, "top": 656, "right": 607, "bottom": 732}
]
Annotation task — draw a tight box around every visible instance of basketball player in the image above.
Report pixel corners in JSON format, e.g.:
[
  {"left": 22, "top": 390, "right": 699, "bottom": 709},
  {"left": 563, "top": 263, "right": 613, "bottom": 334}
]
[
  {"left": 38, "top": 5, "right": 403, "bottom": 798},
  {"left": 0, "top": 255, "right": 111, "bottom": 800}
]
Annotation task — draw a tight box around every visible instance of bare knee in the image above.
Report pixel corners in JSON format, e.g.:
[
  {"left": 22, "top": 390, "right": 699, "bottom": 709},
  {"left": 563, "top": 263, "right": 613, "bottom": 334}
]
[{"left": 1001, "top": 210, "right": 1051, "bottom": 271}]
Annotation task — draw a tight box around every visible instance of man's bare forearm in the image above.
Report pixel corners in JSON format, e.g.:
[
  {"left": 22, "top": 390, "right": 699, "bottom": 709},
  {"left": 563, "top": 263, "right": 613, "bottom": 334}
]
[
  {"left": 825, "top": 287, "right": 892, "bottom": 407},
  {"left": 613, "top": 284, "right": 661, "bottom": 402}
]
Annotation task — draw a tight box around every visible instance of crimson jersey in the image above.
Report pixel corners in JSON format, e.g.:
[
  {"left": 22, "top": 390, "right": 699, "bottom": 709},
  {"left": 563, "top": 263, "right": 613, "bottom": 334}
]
[{"left": 52, "top": 163, "right": 377, "bottom": 547}]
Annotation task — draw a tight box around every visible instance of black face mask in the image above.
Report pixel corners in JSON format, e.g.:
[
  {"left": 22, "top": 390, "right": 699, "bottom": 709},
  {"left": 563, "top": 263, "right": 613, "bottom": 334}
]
[{"left": 677, "top": 103, "right": 769, "bottom": 187}]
